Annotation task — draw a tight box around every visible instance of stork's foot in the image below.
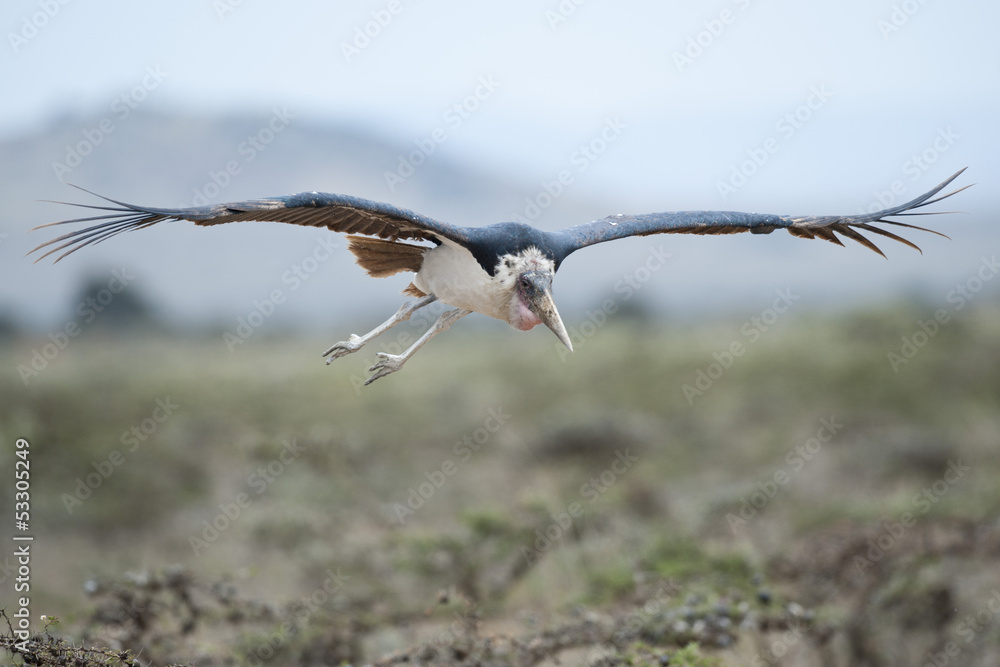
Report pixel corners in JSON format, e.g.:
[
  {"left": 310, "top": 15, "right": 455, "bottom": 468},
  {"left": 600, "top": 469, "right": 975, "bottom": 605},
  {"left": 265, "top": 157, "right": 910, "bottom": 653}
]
[
  {"left": 360, "top": 308, "right": 473, "bottom": 385},
  {"left": 323, "top": 334, "right": 364, "bottom": 364},
  {"left": 322, "top": 294, "right": 439, "bottom": 366},
  {"left": 365, "top": 352, "right": 407, "bottom": 385}
]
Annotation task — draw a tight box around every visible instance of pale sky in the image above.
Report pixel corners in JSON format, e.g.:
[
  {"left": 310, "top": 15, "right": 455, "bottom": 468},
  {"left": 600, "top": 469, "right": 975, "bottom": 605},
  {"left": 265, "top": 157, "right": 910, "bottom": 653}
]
[{"left": 2, "top": 0, "right": 998, "bottom": 330}]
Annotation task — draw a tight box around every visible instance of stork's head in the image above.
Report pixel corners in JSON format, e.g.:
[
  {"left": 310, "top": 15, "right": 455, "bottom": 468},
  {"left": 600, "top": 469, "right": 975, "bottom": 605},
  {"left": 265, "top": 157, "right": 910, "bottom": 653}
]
[{"left": 497, "top": 247, "right": 573, "bottom": 351}]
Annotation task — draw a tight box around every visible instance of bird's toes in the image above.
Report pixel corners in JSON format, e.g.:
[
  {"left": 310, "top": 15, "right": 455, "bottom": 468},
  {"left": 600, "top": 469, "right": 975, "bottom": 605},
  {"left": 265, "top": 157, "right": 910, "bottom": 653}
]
[
  {"left": 365, "top": 353, "right": 405, "bottom": 384},
  {"left": 324, "top": 348, "right": 350, "bottom": 364},
  {"left": 322, "top": 335, "right": 364, "bottom": 362},
  {"left": 364, "top": 365, "right": 392, "bottom": 385},
  {"left": 368, "top": 352, "right": 403, "bottom": 372}
]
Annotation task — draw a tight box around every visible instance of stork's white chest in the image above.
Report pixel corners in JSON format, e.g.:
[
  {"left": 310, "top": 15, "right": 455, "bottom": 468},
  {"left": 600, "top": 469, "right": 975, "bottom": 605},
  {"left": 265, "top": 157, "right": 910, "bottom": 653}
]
[{"left": 412, "top": 241, "right": 510, "bottom": 322}]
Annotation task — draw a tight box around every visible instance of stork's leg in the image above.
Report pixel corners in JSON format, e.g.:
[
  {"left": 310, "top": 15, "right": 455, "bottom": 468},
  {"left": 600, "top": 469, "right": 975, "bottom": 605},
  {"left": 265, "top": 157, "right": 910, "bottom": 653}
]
[
  {"left": 365, "top": 308, "right": 471, "bottom": 385},
  {"left": 323, "top": 294, "right": 437, "bottom": 364}
]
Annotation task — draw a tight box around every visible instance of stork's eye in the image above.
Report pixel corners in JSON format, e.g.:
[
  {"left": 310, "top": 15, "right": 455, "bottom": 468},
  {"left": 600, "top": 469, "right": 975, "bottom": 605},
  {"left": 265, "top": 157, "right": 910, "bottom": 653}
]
[{"left": 518, "top": 275, "right": 531, "bottom": 290}]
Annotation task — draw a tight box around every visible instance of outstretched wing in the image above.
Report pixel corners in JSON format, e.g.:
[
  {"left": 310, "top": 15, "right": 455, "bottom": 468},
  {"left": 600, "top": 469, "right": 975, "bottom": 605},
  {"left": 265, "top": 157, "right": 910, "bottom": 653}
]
[
  {"left": 552, "top": 169, "right": 969, "bottom": 261},
  {"left": 30, "top": 188, "right": 473, "bottom": 263}
]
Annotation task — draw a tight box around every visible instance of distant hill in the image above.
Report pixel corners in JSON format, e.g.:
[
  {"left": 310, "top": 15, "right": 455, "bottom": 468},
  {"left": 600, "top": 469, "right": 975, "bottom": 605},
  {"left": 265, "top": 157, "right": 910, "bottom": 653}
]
[
  {"left": 1, "top": 109, "right": 992, "bottom": 336},
  {"left": 2, "top": 110, "right": 621, "bottom": 333}
]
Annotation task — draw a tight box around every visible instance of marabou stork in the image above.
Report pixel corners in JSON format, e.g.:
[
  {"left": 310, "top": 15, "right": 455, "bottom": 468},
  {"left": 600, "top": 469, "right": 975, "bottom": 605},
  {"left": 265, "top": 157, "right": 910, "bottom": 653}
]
[{"left": 31, "top": 169, "right": 968, "bottom": 385}]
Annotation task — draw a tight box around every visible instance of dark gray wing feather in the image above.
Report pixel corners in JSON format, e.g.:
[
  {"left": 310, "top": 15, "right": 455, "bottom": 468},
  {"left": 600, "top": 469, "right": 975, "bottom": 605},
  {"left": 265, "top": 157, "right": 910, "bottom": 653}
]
[
  {"left": 552, "top": 169, "right": 969, "bottom": 261},
  {"left": 30, "top": 187, "right": 473, "bottom": 263}
]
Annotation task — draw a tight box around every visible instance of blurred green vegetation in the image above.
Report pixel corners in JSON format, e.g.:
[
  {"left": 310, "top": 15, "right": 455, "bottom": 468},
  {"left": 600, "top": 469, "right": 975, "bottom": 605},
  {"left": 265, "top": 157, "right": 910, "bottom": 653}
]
[{"left": 1, "top": 296, "right": 998, "bottom": 665}]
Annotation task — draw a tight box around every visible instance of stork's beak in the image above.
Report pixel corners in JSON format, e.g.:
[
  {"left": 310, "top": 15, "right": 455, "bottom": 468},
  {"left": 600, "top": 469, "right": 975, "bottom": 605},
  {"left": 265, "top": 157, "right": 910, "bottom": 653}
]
[{"left": 522, "top": 272, "right": 573, "bottom": 352}]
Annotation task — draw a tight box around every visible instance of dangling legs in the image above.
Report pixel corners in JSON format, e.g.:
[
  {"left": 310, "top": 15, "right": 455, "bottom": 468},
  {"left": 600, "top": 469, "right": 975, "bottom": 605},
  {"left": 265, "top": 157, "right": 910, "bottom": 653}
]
[
  {"left": 364, "top": 308, "right": 471, "bottom": 385},
  {"left": 322, "top": 294, "right": 437, "bottom": 363}
]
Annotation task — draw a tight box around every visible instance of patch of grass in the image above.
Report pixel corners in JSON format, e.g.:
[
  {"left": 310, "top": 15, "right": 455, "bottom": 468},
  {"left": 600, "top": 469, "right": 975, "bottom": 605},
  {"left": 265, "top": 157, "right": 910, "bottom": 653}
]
[
  {"left": 585, "top": 560, "right": 636, "bottom": 603},
  {"left": 3, "top": 296, "right": 998, "bottom": 664},
  {"left": 645, "top": 537, "right": 754, "bottom": 586}
]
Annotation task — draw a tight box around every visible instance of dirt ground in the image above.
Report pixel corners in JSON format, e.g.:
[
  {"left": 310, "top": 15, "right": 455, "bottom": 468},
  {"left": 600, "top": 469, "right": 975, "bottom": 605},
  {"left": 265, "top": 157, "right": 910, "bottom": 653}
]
[{"left": 2, "top": 298, "right": 999, "bottom": 665}]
